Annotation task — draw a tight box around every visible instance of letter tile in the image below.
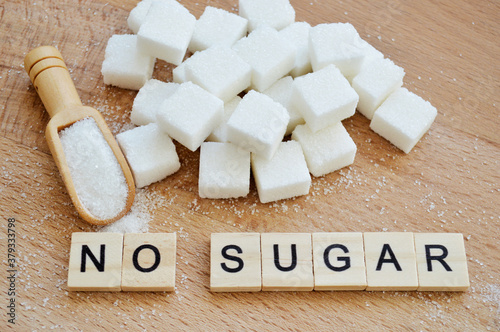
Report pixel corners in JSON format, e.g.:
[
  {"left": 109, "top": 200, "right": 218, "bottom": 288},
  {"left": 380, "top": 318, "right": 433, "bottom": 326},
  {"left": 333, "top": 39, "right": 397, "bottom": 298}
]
[
  {"left": 364, "top": 232, "right": 418, "bottom": 291},
  {"left": 67, "top": 232, "right": 123, "bottom": 291},
  {"left": 414, "top": 233, "right": 470, "bottom": 291},
  {"left": 313, "top": 232, "right": 367, "bottom": 291},
  {"left": 210, "top": 233, "right": 261, "bottom": 292},
  {"left": 121, "top": 233, "right": 176, "bottom": 291},
  {"left": 261, "top": 233, "right": 313, "bottom": 291}
]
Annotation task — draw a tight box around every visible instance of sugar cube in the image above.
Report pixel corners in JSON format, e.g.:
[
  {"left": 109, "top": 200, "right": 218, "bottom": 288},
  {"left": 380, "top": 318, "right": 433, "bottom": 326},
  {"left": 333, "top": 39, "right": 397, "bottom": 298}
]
[
  {"left": 345, "top": 38, "right": 384, "bottom": 83},
  {"left": 352, "top": 58, "right": 405, "bottom": 120},
  {"left": 185, "top": 46, "right": 251, "bottom": 102},
  {"left": 251, "top": 141, "right": 311, "bottom": 203},
  {"left": 239, "top": 0, "right": 295, "bottom": 32},
  {"left": 207, "top": 96, "right": 242, "bottom": 143},
  {"left": 131, "top": 79, "right": 179, "bottom": 126},
  {"left": 291, "top": 64, "right": 358, "bottom": 132},
  {"left": 127, "top": 0, "right": 154, "bottom": 34},
  {"left": 101, "top": 34, "right": 155, "bottom": 90},
  {"left": 189, "top": 6, "right": 248, "bottom": 53},
  {"left": 292, "top": 123, "right": 357, "bottom": 177},
  {"left": 172, "top": 51, "right": 200, "bottom": 84},
  {"left": 156, "top": 82, "right": 223, "bottom": 151},
  {"left": 199, "top": 142, "right": 250, "bottom": 199},
  {"left": 370, "top": 87, "right": 437, "bottom": 153},
  {"left": 232, "top": 27, "right": 296, "bottom": 92},
  {"left": 309, "top": 23, "right": 365, "bottom": 77},
  {"left": 279, "top": 22, "right": 312, "bottom": 77},
  {"left": 116, "top": 123, "right": 180, "bottom": 188},
  {"left": 227, "top": 90, "right": 289, "bottom": 160},
  {"left": 262, "top": 76, "right": 304, "bottom": 135},
  {"left": 137, "top": 0, "right": 196, "bottom": 65}
]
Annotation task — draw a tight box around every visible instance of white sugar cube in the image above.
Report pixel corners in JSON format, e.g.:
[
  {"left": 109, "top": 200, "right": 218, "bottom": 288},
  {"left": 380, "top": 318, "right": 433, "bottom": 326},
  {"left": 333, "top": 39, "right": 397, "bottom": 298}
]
[
  {"left": 291, "top": 64, "right": 358, "bottom": 132},
  {"left": 172, "top": 51, "right": 201, "bottom": 83},
  {"left": 239, "top": 0, "right": 295, "bottom": 32},
  {"left": 227, "top": 90, "right": 289, "bottom": 160},
  {"left": 185, "top": 46, "right": 251, "bottom": 102},
  {"left": 189, "top": 6, "right": 248, "bottom": 53},
  {"left": 345, "top": 38, "right": 385, "bottom": 83},
  {"left": 127, "top": 0, "right": 154, "bottom": 34},
  {"left": 199, "top": 142, "right": 250, "bottom": 199},
  {"left": 131, "top": 79, "right": 179, "bottom": 126},
  {"left": 279, "top": 22, "right": 312, "bottom": 77},
  {"left": 137, "top": 0, "right": 196, "bottom": 65},
  {"left": 370, "top": 88, "right": 437, "bottom": 153},
  {"left": 157, "top": 82, "right": 224, "bottom": 151},
  {"left": 116, "top": 123, "right": 180, "bottom": 188},
  {"left": 232, "top": 27, "right": 296, "bottom": 92},
  {"left": 292, "top": 123, "right": 357, "bottom": 177},
  {"left": 207, "top": 96, "right": 242, "bottom": 143},
  {"left": 251, "top": 141, "right": 311, "bottom": 203},
  {"left": 262, "top": 76, "right": 304, "bottom": 135},
  {"left": 309, "top": 23, "right": 365, "bottom": 77},
  {"left": 352, "top": 58, "right": 405, "bottom": 120},
  {"left": 101, "top": 34, "right": 155, "bottom": 90}
]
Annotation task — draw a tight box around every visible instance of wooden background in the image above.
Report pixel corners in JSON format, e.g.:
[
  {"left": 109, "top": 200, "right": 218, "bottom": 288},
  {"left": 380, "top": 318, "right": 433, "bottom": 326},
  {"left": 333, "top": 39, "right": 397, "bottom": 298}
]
[{"left": 1, "top": 0, "right": 499, "bottom": 330}]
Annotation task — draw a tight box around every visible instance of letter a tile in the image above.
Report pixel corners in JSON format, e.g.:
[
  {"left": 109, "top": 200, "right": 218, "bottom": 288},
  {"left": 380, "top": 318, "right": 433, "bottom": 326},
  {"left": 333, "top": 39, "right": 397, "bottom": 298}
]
[
  {"left": 121, "top": 233, "right": 176, "bottom": 292},
  {"left": 414, "top": 233, "right": 469, "bottom": 291},
  {"left": 210, "top": 233, "right": 261, "bottom": 292},
  {"left": 261, "top": 233, "right": 313, "bottom": 291},
  {"left": 67, "top": 232, "right": 123, "bottom": 291},
  {"left": 364, "top": 232, "right": 418, "bottom": 291}
]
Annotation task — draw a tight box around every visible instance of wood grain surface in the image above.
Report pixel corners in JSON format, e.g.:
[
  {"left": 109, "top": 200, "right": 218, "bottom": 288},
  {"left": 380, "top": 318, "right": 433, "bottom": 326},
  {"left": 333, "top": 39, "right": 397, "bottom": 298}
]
[{"left": 1, "top": 0, "right": 499, "bottom": 330}]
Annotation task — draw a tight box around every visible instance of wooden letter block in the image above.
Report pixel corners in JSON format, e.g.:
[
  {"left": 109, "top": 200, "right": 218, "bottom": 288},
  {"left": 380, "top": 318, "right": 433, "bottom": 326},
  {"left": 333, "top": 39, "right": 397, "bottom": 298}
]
[
  {"left": 364, "top": 232, "right": 418, "bottom": 291},
  {"left": 67, "top": 232, "right": 123, "bottom": 291},
  {"left": 414, "top": 233, "right": 470, "bottom": 291},
  {"left": 312, "top": 232, "right": 367, "bottom": 291},
  {"left": 210, "top": 233, "right": 261, "bottom": 292},
  {"left": 261, "top": 233, "right": 313, "bottom": 291},
  {"left": 121, "top": 233, "right": 176, "bottom": 292}
]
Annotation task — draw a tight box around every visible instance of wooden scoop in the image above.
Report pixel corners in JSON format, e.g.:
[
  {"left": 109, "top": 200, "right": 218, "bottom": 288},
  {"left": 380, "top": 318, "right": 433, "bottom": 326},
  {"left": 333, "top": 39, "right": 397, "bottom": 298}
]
[{"left": 24, "top": 46, "right": 135, "bottom": 225}]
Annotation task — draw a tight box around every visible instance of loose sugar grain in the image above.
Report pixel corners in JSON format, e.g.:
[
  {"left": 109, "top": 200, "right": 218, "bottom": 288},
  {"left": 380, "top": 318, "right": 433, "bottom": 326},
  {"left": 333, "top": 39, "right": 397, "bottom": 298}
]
[{"left": 59, "top": 118, "right": 128, "bottom": 220}]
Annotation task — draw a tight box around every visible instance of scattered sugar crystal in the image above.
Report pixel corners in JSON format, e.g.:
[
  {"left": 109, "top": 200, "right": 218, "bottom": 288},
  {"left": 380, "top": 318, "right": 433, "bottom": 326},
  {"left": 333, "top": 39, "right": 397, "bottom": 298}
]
[
  {"left": 116, "top": 123, "right": 180, "bottom": 188},
  {"left": 207, "top": 96, "right": 242, "bottom": 143},
  {"left": 189, "top": 6, "right": 248, "bottom": 53},
  {"left": 239, "top": 0, "right": 295, "bottom": 32},
  {"left": 279, "top": 21, "right": 312, "bottom": 77},
  {"left": 184, "top": 46, "right": 251, "bottom": 102},
  {"left": 370, "top": 87, "right": 438, "bottom": 153},
  {"left": 156, "top": 82, "right": 224, "bottom": 151},
  {"left": 292, "top": 123, "right": 357, "bottom": 177},
  {"left": 251, "top": 141, "right": 311, "bottom": 203},
  {"left": 227, "top": 90, "right": 289, "bottom": 160},
  {"left": 137, "top": 0, "right": 196, "bottom": 65},
  {"left": 309, "top": 23, "right": 365, "bottom": 77},
  {"left": 101, "top": 34, "right": 155, "bottom": 90},
  {"left": 131, "top": 79, "right": 179, "bottom": 126},
  {"left": 127, "top": 0, "right": 154, "bottom": 34},
  {"left": 262, "top": 76, "right": 304, "bottom": 135},
  {"left": 291, "top": 64, "right": 358, "bottom": 132},
  {"left": 232, "top": 27, "right": 296, "bottom": 92},
  {"left": 352, "top": 57, "right": 405, "bottom": 120},
  {"left": 59, "top": 118, "right": 128, "bottom": 219},
  {"left": 198, "top": 142, "right": 250, "bottom": 199}
]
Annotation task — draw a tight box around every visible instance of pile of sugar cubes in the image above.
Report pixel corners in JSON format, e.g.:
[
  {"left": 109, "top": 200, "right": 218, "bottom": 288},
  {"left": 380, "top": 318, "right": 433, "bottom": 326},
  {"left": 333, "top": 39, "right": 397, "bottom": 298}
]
[{"left": 101, "top": 0, "right": 437, "bottom": 203}]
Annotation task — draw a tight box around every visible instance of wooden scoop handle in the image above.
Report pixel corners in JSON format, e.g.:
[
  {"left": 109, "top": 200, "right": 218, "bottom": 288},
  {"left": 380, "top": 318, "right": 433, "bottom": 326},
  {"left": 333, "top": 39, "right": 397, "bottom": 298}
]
[{"left": 24, "top": 46, "right": 83, "bottom": 118}]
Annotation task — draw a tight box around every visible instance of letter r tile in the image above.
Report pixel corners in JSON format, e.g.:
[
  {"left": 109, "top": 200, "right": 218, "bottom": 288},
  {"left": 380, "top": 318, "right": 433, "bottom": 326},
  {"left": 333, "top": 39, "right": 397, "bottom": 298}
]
[
  {"left": 414, "top": 233, "right": 469, "bottom": 291},
  {"left": 261, "top": 233, "right": 313, "bottom": 291},
  {"left": 210, "top": 233, "right": 261, "bottom": 292},
  {"left": 67, "top": 232, "right": 123, "bottom": 291},
  {"left": 121, "top": 233, "right": 176, "bottom": 292}
]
